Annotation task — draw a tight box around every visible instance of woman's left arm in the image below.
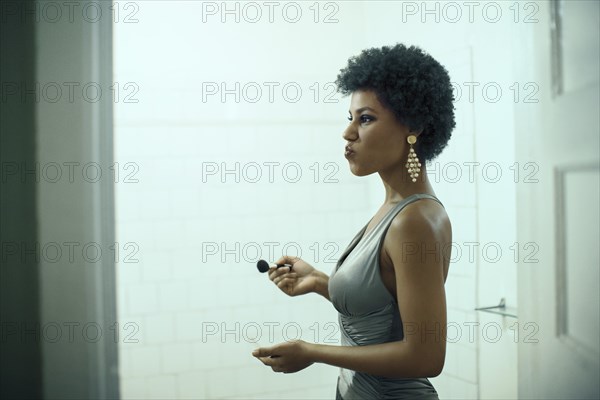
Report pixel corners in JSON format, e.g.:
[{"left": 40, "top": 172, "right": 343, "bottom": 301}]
[{"left": 253, "top": 210, "right": 449, "bottom": 378}]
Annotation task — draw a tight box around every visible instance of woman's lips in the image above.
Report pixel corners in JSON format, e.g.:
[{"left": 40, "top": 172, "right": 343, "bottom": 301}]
[{"left": 344, "top": 146, "right": 355, "bottom": 157}]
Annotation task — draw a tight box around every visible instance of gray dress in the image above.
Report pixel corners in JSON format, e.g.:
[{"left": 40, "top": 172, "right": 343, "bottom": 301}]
[{"left": 329, "top": 193, "right": 443, "bottom": 400}]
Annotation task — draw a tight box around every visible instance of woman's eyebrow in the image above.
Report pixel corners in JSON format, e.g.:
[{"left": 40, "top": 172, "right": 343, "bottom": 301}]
[{"left": 348, "top": 106, "right": 377, "bottom": 114}]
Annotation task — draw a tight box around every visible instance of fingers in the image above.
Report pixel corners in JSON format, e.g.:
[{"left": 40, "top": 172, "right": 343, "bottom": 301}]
[
  {"left": 260, "top": 358, "right": 284, "bottom": 372},
  {"left": 267, "top": 266, "right": 278, "bottom": 279},
  {"left": 252, "top": 346, "right": 272, "bottom": 357},
  {"left": 266, "top": 263, "right": 298, "bottom": 295},
  {"left": 274, "top": 255, "right": 299, "bottom": 266},
  {"left": 255, "top": 355, "right": 284, "bottom": 372},
  {"left": 252, "top": 348, "right": 263, "bottom": 357},
  {"left": 272, "top": 271, "right": 297, "bottom": 291},
  {"left": 268, "top": 266, "right": 295, "bottom": 282},
  {"left": 253, "top": 347, "right": 280, "bottom": 364},
  {"left": 253, "top": 346, "right": 288, "bottom": 373},
  {"left": 273, "top": 272, "right": 298, "bottom": 285},
  {"left": 276, "top": 276, "right": 297, "bottom": 291}
]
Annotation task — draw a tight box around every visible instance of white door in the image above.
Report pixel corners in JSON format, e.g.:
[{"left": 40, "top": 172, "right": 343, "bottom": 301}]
[{"left": 514, "top": 1, "right": 600, "bottom": 398}]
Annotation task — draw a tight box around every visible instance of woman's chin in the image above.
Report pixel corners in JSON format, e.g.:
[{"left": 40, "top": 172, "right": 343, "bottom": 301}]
[{"left": 348, "top": 165, "right": 373, "bottom": 177}]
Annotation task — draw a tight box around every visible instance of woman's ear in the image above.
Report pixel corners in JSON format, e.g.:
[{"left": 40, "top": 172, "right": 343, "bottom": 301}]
[{"left": 410, "top": 127, "right": 425, "bottom": 137}]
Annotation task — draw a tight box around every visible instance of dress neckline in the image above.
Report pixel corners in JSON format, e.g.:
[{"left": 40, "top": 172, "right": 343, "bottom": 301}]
[
  {"left": 334, "top": 193, "right": 443, "bottom": 273},
  {"left": 361, "top": 193, "right": 440, "bottom": 241}
]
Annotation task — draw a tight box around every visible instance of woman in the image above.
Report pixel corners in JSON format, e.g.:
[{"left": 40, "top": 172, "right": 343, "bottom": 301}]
[{"left": 252, "top": 43, "right": 455, "bottom": 400}]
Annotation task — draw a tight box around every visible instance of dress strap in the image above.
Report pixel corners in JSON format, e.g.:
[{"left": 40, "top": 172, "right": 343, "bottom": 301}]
[{"left": 406, "top": 193, "right": 445, "bottom": 208}]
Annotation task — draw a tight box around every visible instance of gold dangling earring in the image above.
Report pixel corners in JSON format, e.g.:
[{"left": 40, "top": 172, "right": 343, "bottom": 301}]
[{"left": 406, "top": 135, "right": 421, "bottom": 183}]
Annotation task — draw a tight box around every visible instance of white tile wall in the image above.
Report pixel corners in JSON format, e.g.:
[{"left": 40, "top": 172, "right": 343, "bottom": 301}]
[{"left": 115, "top": 1, "right": 519, "bottom": 399}]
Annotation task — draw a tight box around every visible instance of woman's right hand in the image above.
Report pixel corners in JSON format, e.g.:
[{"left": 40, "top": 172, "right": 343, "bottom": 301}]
[{"left": 268, "top": 256, "right": 318, "bottom": 297}]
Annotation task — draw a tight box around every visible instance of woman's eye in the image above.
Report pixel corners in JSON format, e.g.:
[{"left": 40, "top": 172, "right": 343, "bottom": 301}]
[{"left": 347, "top": 115, "right": 374, "bottom": 123}]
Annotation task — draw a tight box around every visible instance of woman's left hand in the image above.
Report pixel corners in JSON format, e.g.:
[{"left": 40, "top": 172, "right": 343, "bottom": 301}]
[{"left": 252, "top": 339, "right": 314, "bottom": 373}]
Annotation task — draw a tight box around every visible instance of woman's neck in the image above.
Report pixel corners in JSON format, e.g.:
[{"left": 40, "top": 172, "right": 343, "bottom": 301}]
[{"left": 379, "top": 164, "right": 435, "bottom": 205}]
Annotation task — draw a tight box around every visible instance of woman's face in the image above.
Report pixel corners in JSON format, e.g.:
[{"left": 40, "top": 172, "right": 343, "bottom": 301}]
[{"left": 343, "top": 89, "right": 413, "bottom": 177}]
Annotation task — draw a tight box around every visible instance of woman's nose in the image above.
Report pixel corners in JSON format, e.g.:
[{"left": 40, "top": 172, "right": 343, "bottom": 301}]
[{"left": 342, "top": 123, "right": 357, "bottom": 142}]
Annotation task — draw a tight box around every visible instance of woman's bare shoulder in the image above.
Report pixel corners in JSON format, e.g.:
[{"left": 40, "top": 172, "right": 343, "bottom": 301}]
[{"left": 392, "top": 197, "right": 451, "bottom": 238}]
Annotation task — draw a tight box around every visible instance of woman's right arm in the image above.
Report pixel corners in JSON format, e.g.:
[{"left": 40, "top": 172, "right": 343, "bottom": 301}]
[
  {"left": 310, "top": 269, "right": 330, "bottom": 301},
  {"left": 268, "top": 256, "right": 331, "bottom": 302}
]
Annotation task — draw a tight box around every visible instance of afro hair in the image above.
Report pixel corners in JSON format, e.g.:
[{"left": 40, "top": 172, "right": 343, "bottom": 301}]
[{"left": 335, "top": 43, "right": 456, "bottom": 162}]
